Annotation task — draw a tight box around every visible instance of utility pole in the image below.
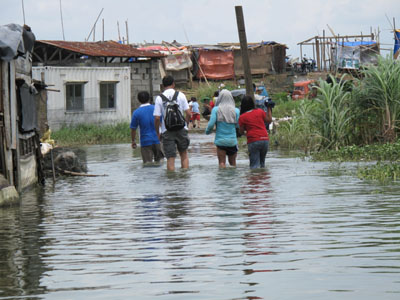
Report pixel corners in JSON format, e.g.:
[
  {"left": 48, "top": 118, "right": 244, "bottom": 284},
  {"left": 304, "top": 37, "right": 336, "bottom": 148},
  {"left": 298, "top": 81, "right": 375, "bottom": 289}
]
[{"left": 235, "top": 6, "right": 253, "bottom": 98}]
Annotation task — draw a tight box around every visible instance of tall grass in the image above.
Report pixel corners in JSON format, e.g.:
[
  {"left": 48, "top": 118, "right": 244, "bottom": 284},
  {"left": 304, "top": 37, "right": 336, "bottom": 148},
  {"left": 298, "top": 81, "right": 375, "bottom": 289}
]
[
  {"left": 312, "top": 75, "right": 353, "bottom": 150},
  {"left": 354, "top": 56, "right": 400, "bottom": 142},
  {"left": 276, "top": 100, "right": 320, "bottom": 153},
  {"left": 52, "top": 123, "right": 131, "bottom": 146},
  {"left": 195, "top": 82, "right": 219, "bottom": 102}
]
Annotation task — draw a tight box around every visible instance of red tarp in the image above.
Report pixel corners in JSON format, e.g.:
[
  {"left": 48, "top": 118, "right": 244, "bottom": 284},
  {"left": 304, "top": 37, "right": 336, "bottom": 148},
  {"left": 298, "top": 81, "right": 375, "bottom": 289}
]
[{"left": 196, "top": 49, "right": 234, "bottom": 80}]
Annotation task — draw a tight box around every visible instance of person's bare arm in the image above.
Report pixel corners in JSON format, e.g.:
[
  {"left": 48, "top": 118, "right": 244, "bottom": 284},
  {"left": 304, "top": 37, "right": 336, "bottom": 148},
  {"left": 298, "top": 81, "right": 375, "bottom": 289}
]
[
  {"left": 131, "top": 129, "right": 137, "bottom": 148},
  {"left": 185, "top": 109, "right": 191, "bottom": 129},
  {"left": 264, "top": 107, "right": 272, "bottom": 124},
  {"left": 239, "top": 125, "right": 246, "bottom": 136},
  {"left": 154, "top": 116, "right": 161, "bottom": 140}
]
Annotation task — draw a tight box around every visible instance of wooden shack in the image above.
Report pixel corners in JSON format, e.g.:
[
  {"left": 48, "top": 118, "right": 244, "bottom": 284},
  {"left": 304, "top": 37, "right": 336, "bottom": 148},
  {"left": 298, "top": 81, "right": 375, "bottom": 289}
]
[
  {"left": 220, "top": 42, "right": 287, "bottom": 77},
  {"left": 1, "top": 24, "right": 43, "bottom": 205}
]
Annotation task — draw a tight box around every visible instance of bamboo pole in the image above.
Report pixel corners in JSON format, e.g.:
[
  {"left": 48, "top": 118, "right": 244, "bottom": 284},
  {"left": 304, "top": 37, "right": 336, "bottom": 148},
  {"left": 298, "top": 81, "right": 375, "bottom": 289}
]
[
  {"left": 323, "top": 30, "right": 326, "bottom": 71},
  {"left": 86, "top": 8, "right": 103, "bottom": 42},
  {"left": 59, "top": 0, "right": 65, "bottom": 40},
  {"left": 117, "top": 21, "right": 121, "bottom": 42},
  {"left": 315, "top": 38, "right": 321, "bottom": 71},
  {"left": 300, "top": 44, "right": 303, "bottom": 60},
  {"left": 125, "top": 20, "right": 129, "bottom": 44},
  {"left": 62, "top": 170, "right": 107, "bottom": 177}
]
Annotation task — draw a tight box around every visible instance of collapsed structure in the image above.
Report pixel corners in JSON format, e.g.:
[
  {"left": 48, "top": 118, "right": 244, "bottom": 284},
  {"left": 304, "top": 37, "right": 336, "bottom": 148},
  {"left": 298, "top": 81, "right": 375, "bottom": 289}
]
[{"left": 297, "top": 31, "right": 379, "bottom": 72}]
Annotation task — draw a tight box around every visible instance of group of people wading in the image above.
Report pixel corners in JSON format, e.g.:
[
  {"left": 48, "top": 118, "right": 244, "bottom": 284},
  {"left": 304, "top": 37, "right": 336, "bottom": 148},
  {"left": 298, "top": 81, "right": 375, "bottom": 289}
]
[{"left": 130, "top": 75, "right": 273, "bottom": 171}]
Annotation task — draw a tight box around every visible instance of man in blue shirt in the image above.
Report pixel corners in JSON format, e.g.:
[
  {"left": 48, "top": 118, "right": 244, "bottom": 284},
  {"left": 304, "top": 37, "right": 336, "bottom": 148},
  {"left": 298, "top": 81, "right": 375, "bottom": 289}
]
[{"left": 130, "top": 91, "right": 163, "bottom": 164}]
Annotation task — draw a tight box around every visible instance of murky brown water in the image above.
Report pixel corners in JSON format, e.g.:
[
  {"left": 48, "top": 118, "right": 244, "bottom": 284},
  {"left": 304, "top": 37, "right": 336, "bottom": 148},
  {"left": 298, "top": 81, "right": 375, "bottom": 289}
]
[{"left": 1, "top": 134, "right": 400, "bottom": 300}]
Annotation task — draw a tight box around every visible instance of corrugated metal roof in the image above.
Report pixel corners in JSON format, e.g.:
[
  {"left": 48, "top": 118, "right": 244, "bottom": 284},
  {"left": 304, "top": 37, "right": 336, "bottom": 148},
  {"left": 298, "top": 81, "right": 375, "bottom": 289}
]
[{"left": 37, "top": 40, "right": 165, "bottom": 58}]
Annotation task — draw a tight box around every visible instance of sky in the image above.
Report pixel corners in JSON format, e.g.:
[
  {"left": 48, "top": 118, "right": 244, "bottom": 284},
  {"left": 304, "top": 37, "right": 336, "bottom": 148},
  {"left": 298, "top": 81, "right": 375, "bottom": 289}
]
[{"left": 1, "top": 0, "right": 399, "bottom": 59}]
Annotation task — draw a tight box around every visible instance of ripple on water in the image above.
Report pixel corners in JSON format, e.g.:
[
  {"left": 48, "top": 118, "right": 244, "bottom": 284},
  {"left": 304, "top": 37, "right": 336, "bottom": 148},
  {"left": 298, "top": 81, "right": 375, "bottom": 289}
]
[{"left": 1, "top": 135, "right": 400, "bottom": 300}]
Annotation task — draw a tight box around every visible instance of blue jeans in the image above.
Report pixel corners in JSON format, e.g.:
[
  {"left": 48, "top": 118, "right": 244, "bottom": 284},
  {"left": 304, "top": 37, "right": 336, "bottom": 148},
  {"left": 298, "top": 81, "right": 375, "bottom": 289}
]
[{"left": 247, "top": 140, "right": 269, "bottom": 169}]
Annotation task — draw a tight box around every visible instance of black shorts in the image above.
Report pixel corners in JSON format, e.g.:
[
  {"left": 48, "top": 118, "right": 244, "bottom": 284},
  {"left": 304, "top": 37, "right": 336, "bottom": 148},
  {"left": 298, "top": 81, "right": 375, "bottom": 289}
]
[
  {"left": 202, "top": 108, "right": 211, "bottom": 117},
  {"left": 217, "top": 145, "right": 238, "bottom": 156}
]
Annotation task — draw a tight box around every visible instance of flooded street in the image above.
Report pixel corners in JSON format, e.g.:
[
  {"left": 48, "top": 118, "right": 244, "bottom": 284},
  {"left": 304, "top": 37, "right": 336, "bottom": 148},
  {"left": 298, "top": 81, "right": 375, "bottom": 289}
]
[{"left": 1, "top": 133, "right": 400, "bottom": 300}]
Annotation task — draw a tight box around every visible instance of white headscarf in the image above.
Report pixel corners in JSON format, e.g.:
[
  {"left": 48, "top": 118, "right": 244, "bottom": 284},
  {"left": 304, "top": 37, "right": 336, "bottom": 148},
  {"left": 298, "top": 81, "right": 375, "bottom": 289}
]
[{"left": 216, "top": 89, "right": 236, "bottom": 124}]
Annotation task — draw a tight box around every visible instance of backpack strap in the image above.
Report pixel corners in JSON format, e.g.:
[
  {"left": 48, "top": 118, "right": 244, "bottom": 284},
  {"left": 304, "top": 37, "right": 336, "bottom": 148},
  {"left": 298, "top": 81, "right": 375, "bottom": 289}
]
[
  {"left": 159, "top": 93, "right": 169, "bottom": 103},
  {"left": 172, "top": 90, "right": 179, "bottom": 101},
  {"left": 159, "top": 90, "right": 179, "bottom": 103}
]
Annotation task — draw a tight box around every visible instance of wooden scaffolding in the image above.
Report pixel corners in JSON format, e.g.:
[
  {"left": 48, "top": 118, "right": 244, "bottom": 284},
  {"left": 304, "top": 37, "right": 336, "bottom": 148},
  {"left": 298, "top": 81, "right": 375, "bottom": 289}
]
[{"left": 298, "top": 30, "right": 377, "bottom": 72}]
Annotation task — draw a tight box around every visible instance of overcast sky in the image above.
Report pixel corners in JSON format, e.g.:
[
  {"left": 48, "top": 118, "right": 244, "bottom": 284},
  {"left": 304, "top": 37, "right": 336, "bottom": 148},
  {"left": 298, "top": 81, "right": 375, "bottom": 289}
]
[{"left": 1, "top": 0, "right": 399, "bottom": 58}]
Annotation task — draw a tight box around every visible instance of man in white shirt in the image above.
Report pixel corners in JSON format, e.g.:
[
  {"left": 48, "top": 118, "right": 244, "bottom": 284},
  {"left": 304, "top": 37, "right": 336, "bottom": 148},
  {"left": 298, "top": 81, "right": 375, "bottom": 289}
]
[{"left": 154, "top": 75, "right": 191, "bottom": 171}]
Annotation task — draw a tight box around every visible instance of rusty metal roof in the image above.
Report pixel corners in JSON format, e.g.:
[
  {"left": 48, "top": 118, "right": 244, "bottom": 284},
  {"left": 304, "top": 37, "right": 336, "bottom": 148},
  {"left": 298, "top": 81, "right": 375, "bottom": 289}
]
[{"left": 37, "top": 40, "right": 165, "bottom": 58}]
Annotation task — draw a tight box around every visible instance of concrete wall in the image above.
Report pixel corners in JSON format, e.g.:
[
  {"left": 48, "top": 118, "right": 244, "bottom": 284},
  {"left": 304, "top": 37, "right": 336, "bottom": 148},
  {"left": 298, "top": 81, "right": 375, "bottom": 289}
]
[
  {"left": 0, "top": 174, "right": 19, "bottom": 206},
  {"left": 32, "top": 66, "right": 131, "bottom": 130},
  {"left": 124, "top": 60, "right": 163, "bottom": 111},
  {"left": 19, "top": 155, "right": 37, "bottom": 190}
]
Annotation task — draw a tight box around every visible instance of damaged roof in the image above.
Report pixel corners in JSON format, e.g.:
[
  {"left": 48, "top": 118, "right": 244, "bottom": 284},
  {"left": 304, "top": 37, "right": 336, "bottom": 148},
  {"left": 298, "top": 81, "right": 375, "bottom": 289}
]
[{"left": 36, "top": 40, "right": 165, "bottom": 58}]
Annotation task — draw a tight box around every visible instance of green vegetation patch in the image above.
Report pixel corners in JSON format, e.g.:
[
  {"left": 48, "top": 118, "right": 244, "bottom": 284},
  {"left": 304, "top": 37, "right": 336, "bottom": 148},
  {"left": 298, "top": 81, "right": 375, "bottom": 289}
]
[
  {"left": 357, "top": 162, "right": 400, "bottom": 182},
  {"left": 313, "top": 140, "right": 400, "bottom": 162},
  {"left": 52, "top": 123, "right": 131, "bottom": 146}
]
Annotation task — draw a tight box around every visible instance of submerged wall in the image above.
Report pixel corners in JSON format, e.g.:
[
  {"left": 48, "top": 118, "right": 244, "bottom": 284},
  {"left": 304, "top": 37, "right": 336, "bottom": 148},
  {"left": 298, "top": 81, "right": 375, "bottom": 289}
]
[{"left": 0, "top": 176, "right": 19, "bottom": 206}]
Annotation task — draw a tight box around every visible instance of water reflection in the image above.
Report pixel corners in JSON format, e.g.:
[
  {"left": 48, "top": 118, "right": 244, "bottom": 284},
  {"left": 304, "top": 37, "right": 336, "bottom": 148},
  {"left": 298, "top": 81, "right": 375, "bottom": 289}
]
[
  {"left": 0, "top": 188, "right": 49, "bottom": 299},
  {"left": 240, "top": 169, "right": 277, "bottom": 299}
]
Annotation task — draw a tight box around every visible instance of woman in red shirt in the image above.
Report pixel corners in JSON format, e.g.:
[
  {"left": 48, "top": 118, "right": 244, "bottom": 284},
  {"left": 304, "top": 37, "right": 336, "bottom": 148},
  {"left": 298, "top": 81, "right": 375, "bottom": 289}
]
[{"left": 239, "top": 96, "right": 272, "bottom": 169}]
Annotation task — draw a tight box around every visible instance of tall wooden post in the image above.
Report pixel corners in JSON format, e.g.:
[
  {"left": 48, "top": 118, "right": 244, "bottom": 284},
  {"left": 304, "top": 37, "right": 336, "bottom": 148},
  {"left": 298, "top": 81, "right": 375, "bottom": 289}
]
[
  {"left": 315, "top": 38, "right": 321, "bottom": 71},
  {"left": 235, "top": 6, "right": 253, "bottom": 98},
  {"left": 322, "top": 30, "right": 326, "bottom": 71},
  {"left": 300, "top": 45, "right": 303, "bottom": 60}
]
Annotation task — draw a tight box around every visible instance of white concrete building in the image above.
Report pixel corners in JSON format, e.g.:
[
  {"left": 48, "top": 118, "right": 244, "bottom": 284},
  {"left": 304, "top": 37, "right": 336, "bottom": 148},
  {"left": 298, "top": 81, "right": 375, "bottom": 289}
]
[{"left": 33, "top": 66, "right": 131, "bottom": 130}]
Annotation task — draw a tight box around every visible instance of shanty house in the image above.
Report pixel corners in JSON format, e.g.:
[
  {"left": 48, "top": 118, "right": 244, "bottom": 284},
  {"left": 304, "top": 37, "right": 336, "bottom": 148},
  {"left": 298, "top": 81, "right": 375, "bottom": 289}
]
[
  {"left": 192, "top": 42, "right": 287, "bottom": 81},
  {"left": 230, "top": 42, "right": 287, "bottom": 76},
  {"left": 32, "top": 41, "right": 165, "bottom": 130},
  {"left": 1, "top": 24, "right": 44, "bottom": 205},
  {"left": 137, "top": 43, "right": 192, "bottom": 87},
  {"left": 332, "top": 41, "right": 379, "bottom": 70},
  {"left": 192, "top": 45, "right": 235, "bottom": 80}
]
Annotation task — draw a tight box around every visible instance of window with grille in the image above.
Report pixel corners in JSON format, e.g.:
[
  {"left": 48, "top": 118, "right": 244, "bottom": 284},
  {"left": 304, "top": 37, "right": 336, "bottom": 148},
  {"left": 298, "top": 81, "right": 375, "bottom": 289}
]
[
  {"left": 66, "top": 83, "right": 84, "bottom": 111},
  {"left": 100, "top": 82, "right": 117, "bottom": 109}
]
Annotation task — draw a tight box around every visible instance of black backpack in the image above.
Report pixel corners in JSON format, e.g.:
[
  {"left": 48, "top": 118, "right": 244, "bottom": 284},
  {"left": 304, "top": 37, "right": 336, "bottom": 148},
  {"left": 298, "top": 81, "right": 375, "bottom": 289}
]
[{"left": 160, "top": 91, "right": 186, "bottom": 131}]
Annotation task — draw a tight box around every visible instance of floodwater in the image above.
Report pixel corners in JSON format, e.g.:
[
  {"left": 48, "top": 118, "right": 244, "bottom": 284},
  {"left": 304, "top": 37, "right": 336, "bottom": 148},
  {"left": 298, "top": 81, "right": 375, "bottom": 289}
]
[{"left": 1, "top": 134, "right": 400, "bottom": 300}]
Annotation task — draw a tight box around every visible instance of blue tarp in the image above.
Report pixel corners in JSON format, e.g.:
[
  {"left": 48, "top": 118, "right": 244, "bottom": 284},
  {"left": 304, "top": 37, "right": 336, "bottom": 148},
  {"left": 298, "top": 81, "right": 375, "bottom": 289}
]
[
  {"left": 394, "top": 30, "right": 400, "bottom": 59},
  {"left": 339, "top": 41, "right": 376, "bottom": 47}
]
